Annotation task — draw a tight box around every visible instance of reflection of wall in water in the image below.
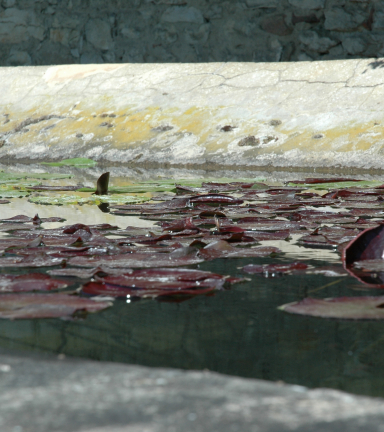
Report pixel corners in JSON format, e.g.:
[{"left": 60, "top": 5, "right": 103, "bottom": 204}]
[
  {"left": 0, "top": 0, "right": 382, "bottom": 66},
  {"left": 1, "top": 259, "right": 384, "bottom": 398}
]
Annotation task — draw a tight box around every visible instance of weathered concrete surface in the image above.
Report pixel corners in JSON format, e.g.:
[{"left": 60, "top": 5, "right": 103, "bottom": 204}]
[
  {"left": 1, "top": 59, "right": 384, "bottom": 170},
  {"left": 2, "top": 349, "right": 384, "bottom": 432}
]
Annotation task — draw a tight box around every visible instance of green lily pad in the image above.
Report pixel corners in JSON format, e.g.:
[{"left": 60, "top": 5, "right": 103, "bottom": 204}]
[
  {"left": 28, "top": 194, "right": 150, "bottom": 206},
  {"left": 77, "top": 185, "right": 177, "bottom": 194},
  {"left": 77, "top": 177, "right": 268, "bottom": 194},
  {"left": 288, "top": 180, "right": 383, "bottom": 189},
  {"left": 0, "top": 190, "right": 30, "bottom": 198},
  {"left": 0, "top": 171, "right": 72, "bottom": 184},
  {"left": 41, "top": 158, "right": 97, "bottom": 167}
]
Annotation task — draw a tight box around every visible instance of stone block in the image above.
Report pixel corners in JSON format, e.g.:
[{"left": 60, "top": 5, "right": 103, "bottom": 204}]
[
  {"left": 288, "top": 0, "right": 325, "bottom": 9},
  {"left": 0, "top": 8, "right": 44, "bottom": 43},
  {"left": 161, "top": 6, "right": 204, "bottom": 24},
  {"left": 292, "top": 12, "right": 320, "bottom": 24},
  {"left": 373, "top": 11, "right": 384, "bottom": 30},
  {"left": 185, "top": 23, "right": 210, "bottom": 44},
  {"left": 2, "top": 0, "right": 15, "bottom": 7},
  {"left": 50, "top": 28, "right": 80, "bottom": 48},
  {"left": 253, "top": 38, "right": 282, "bottom": 62},
  {"left": 299, "top": 30, "right": 338, "bottom": 53},
  {"left": 261, "top": 15, "right": 292, "bottom": 36},
  {"left": 324, "top": 8, "right": 365, "bottom": 31},
  {"left": 85, "top": 18, "right": 113, "bottom": 51},
  {"left": 81, "top": 51, "right": 103, "bottom": 64},
  {"left": 52, "top": 14, "right": 80, "bottom": 29},
  {"left": 245, "top": 0, "right": 279, "bottom": 7},
  {"left": 342, "top": 36, "right": 367, "bottom": 55},
  {"left": 6, "top": 49, "right": 31, "bottom": 65}
]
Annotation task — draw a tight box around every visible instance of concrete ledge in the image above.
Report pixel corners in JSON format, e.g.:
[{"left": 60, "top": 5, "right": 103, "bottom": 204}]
[
  {"left": 1, "top": 59, "right": 384, "bottom": 170},
  {"left": 1, "top": 349, "right": 384, "bottom": 432}
]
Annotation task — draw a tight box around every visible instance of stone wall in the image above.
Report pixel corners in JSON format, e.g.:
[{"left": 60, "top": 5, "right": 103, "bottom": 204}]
[{"left": 0, "top": 0, "right": 381, "bottom": 66}]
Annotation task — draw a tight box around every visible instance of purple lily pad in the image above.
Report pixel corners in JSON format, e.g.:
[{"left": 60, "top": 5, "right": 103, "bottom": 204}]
[
  {"left": 280, "top": 296, "right": 384, "bottom": 320},
  {"left": 0, "top": 273, "right": 69, "bottom": 292},
  {"left": 198, "top": 240, "right": 280, "bottom": 260},
  {"left": 81, "top": 267, "right": 228, "bottom": 298},
  {"left": 68, "top": 248, "right": 204, "bottom": 268},
  {"left": 0, "top": 293, "right": 111, "bottom": 319}
]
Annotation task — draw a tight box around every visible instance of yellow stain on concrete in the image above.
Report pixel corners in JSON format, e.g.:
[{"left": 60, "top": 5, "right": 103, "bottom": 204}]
[{"left": 3, "top": 102, "right": 384, "bottom": 161}]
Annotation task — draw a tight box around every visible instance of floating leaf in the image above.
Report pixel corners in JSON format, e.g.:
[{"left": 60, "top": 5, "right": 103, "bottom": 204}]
[
  {"left": 68, "top": 245, "right": 204, "bottom": 268},
  {"left": 81, "top": 268, "right": 228, "bottom": 298},
  {"left": 0, "top": 171, "right": 72, "bottom": 185},
  {"left": 199, "top": 240, "right": 280, "bottom": 260},
  {"left": 0, "top": 293, "right": 111, "bottom": 319},
  {"left": 77, "top": 184, "right": 177, "bottom": 194},
  {"left": 28, "top": 194, "right": 149, "bottom": 205},
  {"left": 279, "top": 296, "right": 384, "bottom": 320},
  {"left": 41, "top": 158, "right": 97, "bottom": 167},
  {"left": 26, "top": 185, "right": 81, "bottom": 192},
  {"left": 0, "top": 273, "right": 69, "bottom": 292},
  {"left": 288, "top": 180, "right": 383, "bottom": 190}
]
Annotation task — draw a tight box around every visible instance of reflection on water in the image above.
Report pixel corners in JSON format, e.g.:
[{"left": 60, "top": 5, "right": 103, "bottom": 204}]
[{"left": 0, "top": 257, "right": 383, "bottom": 398}]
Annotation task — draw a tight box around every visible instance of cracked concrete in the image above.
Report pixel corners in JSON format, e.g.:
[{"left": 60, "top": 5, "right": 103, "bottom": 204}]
[{"left": 1, "top": 59, "right": 384, "bottom": 170}]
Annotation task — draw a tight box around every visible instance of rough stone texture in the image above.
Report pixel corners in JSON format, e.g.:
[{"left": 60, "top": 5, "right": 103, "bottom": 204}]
[
  {"left": 0, "top": 0, "right": 381, "bottom": 65},
  {"left": 2, "top": 349, "right": 384, "bottom": 432},
  {"left": 1, "top": 59, "right": 384, "bottom": 171}
]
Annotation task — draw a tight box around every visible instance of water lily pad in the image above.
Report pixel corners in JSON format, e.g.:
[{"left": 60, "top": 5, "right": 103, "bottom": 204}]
[
  {"left": 0, "top": 171, "right": 72, "bottom": 184},
  {"left": 28, "top": 194, "right": 150, "bottom": 205},
  {"left": 0, "top": 189, "right": 30, "bottom": 198},
  {"left": 288, "top": 180, "right": 383, "bottom": 190},
  {"left": 0, "top": 273, "right": 70, "bottom": 292},
  {"left": 41, "top": 158, "right": 97, "bottom": 167},
  {"left": 81, "top": 268, "right": 227, "bottom": 298},
  {"left": 279, "top": 296, "right": 384, "bottom": 320},
  {"left": 0, "top": 293, "right": 111, "bottom": 319},
  {"left": 77, "top": 185, "right": 177, "bottom": 194}
]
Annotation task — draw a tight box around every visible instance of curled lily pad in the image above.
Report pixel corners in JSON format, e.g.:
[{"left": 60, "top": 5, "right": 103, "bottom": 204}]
[
  {"left": 0, "top": 293, "right": 111, "bottom": 319},
  {"left": 279, "top": 296, "right": 384, "bottom": 320},
  {"left": 94, "top": 172, "right": 110, "bottom": 195},
  {"left": 28, "top": 194, "right": 150, "bottom": 205},
  {"left": 342, "top": 224, "right": 384, "bottom": 287}
]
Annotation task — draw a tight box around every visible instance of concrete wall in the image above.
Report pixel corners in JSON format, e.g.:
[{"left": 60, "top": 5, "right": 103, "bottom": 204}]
[
  {"left": 0, "top": 0, "right": 382, "bottom": 66},
  {"left": 1, "top": 59, "right": 384, "bottom": 171}
]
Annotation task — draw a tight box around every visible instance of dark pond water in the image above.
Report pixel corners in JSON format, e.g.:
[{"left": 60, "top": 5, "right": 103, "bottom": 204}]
[{"left": 1, "top": 165, "right": 384, "bottom": 398}]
